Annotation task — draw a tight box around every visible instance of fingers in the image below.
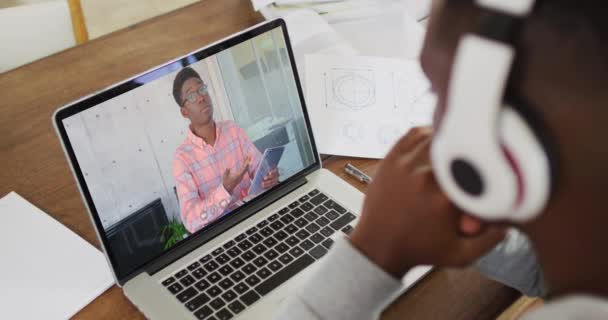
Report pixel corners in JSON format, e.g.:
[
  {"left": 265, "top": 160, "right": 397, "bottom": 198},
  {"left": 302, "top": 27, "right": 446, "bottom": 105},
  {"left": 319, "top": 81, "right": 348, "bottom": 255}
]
[
  {"left": 459, "top": 214, "right": 484, "bottom": 236},
  {"left": 453, "top": 227, "right": 507, "bottom": 265},
  {"left": 390, "top": 126, "right": 433, "bottom": 157},
  {"left": 223, "top": 168, "right": 231, "bottom": 179}
]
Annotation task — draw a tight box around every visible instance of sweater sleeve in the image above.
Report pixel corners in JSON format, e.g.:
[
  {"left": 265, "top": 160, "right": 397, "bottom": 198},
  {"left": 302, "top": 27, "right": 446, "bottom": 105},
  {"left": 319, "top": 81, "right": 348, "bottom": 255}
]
[{"left": 274, "top": 236, "right": 403, "bottom": 320}]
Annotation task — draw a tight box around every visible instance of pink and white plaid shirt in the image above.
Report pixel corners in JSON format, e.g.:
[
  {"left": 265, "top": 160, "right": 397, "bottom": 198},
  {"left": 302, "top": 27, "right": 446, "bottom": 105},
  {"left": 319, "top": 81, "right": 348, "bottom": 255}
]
[{"left": 173, "top": 120, "right": 262, "bottom": 233}]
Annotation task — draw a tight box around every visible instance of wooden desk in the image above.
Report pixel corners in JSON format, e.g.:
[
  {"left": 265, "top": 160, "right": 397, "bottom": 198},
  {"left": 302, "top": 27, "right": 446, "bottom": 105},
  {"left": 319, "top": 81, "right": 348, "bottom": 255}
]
[{"left": 0, "top": 0, "right": 519, "bottom": 318}]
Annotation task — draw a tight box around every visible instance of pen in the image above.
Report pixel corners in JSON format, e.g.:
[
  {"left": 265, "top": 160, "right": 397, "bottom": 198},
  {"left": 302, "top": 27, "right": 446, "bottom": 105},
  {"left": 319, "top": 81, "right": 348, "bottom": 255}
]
[{"left": 344, "top": 163, "right": 373, "bottom": 184}]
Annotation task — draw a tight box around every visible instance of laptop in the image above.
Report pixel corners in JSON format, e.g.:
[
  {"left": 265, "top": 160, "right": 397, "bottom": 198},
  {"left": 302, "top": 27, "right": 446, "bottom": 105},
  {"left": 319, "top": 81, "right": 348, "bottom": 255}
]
[{"left": 52, "top": 19, "right": 395, "bottom": 319}]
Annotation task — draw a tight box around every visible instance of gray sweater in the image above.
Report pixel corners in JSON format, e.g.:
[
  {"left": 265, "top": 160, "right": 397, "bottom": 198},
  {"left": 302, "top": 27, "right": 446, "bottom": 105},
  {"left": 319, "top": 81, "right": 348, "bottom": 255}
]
[{"left": 274, "top": 233, "right": 608, "bottom": 319}]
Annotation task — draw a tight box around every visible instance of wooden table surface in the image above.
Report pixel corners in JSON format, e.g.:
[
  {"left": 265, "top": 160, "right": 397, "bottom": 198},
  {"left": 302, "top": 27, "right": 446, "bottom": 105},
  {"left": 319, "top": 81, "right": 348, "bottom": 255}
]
[{"left": 0, "top": 0, "right": 519, "bottom": 318}]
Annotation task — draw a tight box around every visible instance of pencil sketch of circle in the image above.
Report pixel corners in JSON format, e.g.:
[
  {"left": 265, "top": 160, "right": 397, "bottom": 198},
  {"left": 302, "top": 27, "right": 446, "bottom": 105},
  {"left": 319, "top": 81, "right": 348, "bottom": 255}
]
[
  {"left": 333, "top": 74, "right": 375, "bottom": 110},
  {"left": 377, "top": 125, "right": 403, "bottom": 145},
  {"left": 342, "top": 122, "right": 366, "bottom": 143}
]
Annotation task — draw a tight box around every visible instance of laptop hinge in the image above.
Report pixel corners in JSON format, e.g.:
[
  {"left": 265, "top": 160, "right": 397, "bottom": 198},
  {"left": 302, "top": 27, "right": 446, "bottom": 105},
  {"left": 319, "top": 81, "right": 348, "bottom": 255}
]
[{"left": 143, "top": 175, "right": 309, "bottom": 276}]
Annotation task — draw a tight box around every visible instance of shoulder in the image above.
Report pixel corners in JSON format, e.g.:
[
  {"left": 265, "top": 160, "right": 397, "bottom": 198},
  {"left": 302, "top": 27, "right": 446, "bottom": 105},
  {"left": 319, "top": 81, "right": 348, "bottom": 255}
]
[
  {"left": 173, "top": 138, "right": 193, "bottom": 163},
  {"left": 218, "top": 120, "right": 246, "bottom": 137}
]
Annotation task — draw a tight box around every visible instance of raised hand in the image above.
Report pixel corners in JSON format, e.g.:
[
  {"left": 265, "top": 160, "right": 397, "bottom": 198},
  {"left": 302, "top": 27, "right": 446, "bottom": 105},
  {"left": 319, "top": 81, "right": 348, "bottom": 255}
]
[{"left": 223, "top": 156, "right": 251, "bottom": 193}]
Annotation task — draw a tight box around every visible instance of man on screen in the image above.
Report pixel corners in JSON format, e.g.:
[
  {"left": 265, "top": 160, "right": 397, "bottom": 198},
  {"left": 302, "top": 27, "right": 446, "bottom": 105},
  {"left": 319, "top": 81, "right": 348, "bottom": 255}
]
[{"left": 172, "top": 67, "right": 279, "bottom": 234}]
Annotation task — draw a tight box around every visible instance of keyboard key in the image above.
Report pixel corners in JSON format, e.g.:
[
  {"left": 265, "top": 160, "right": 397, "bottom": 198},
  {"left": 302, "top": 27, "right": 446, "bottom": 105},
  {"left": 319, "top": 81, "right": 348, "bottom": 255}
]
[
  {"left": 273, "top": 230, "right": 288, "bottom": 241},
  {"left": 162, "top": 277, "right": 175, "bottom": 286},
  {"left": 310, "top": 233, "right": 325, "bottom": 244},
  {"left": 194, "top": 305, "right": 213, "bottom": 320},
  {"left": 245, "top": 275, "right": 261, "bottom": 286},
  {"left": 270, "top": 221, "right": 285, "bottom": 231},
  {"left": 200, "top": 254, "right": 212, "bottom": 264},
  {"left": 207, "top": 285, "right": 222, "bottom": 297},
  {"left": 221, "top": 289, "right": 237, "bottom": 302},
  {"left": 310, "top": 193, "right": 328, "bottom": 206},
  {"left": 304, "top": 212, "right": 319, "bottom": 222},
  {"left": 192, "top": 268, "right": 207, "bottom": 279},
  {"left": 256, "top": 267, "right": 271, "bottom": 279},
  {"left": 186, "top": 293, "right": 210, "bottom": 311},
  {"left": 229, "top": 257, "right": 244, "bottom": 269},
  {"left": 180, "top": 275, "right": 195, "bottom": 287},
  {"left": 188, "top": 261, "right": 201, "bottom": 271},
  {"left": 252, "top": 244, "right": 267, "bottom": 255},
  {"left": 280, "top": 214, "right": 294, "bottom": 225},
  {"left": 228, "top": 300, "right": 245, "bottom": 314},
  {"left": 284, "top": 224, "right": 298, "bottom": 234},
  {"left": 255, "top": 254, "right": 314, "bottom": 296},
  {"left": 212, "top": 247, "right": 225, "bottom": 256},
  {"left": 204, "top": 261, "right": 219, "bottom": 272},
  {"left": 256, "top": 220, "right": 268, "bottom": 228},
  {"left": 268, "top": 213, "right": 280, "bottom": 221},
  {"left": 235, "top": 233, "right": 246, "bottom": 242},
  {"left": 242, "top": 263, "right": 257, "bottom": 275},
  {"left": 275, "top": 242, "right": 289, "bottom": 253},
  {"left": 216, "top": 308, "right": 233, "bottom": 320},
  {"left": 316, "top": 216, "right": 330, "bottom": 227},
  {"left": 285, "top": 236, "right": 300, "bottom": 247},
  {"left": 294, "top": 218, "right": 309, "bottom": 228},
  {"left": 267, "top": 260, "right": 282, "bottom": 272},
  {"left": 241, "top": 251, "right": 255, "bottom": 261},
  {"left": 253, "top": 257, "right": 268, "bottom": 267},
  {"left": 305, "top": 222, "right": 320, "bottom": 233},
  {"left": 229, "top": 270, "right": 245, "bottom": 282},
  {"left": 330, "top": 212, "right": 356, "bottom": 231},
  {"left": 299, "top": 202, "right": 313, "bottom": 212},
  {"left": 342, "top": 225, "right": 354, "bottom": 235},
  {"left": 259, "top": 227, "right": 274, "bottom": 237},
  {"left": 278, "top": 207, "right": 290, "bottom": 215},
  {"left": 310, "top": 245, "right": 328, "bottom": 259},
  {"left": 299, "top": 239, "right": 315, "bottom": 251},
  {"left": 227, "top": 247, "right": 241, "bottom": 258},
  {"left": 262, "top": 237, "right": 278, "bottom": 248},
  {"left": 195, "top": 279, "right": 210, "bottom": 291},
  {"left": 237, "top": 240, "right": 252, "bottom": 251},
  {"left": 298, "top": 195, "right": 310, "bottom": 202},
  {"left": 289, "top": 247, "right": 304, "bottom": 258},
  {"left": 210, "top": 297, "right": 226, "bottom": 310},
  {"left": 314, "top": 206, "right": 328, "bottom": 215},
  {"left": 324, "top": 200, "right": 347, "bottom": 214},
  {"left": 223, "top": 240, "right": 236, "bottom": 249},
  {"left": 240, "top": 290, "right": 261, "bottom": 306},
  {"left": 249, "top": 233, "right": 263, "bottom": 244},
  {"left": 175, "top": 269, "right": 188, "bottom": 278},
  {"left": 320, "top": 227, "right": 334, "bottom": 237},
  {"left": 234, "top": 282, "right": 249, "bottom": 295},
  {"left": 263, "top": 249, "right": 279, "bottom": 260},
  {"left": 219, "top": 278, "right": 234, "bottom": 290},
  {"left": 279, "top": 253, "right": 294, "bottom": 265},
  {"left": 176, "top": 287, "right": 197, "bottom": 302},
  {"left": 216, "top": 253, "right": 230, "bottom": 265},
  {"left": 308, "top": 189, "right": 320, "bottom": 196},
  {"left": 325, "top": 210, "right": 339, "bottom": 221},
  {"left": 208, "top": 272, "right": 222, "bottom": 283},
  {"left": 167, "top": 282, "right": 183, "bottom": 294},
  {"left": 288, "top": 201, "right": 300, "bottom": 209},
  {"left": 219, "top": 265, "right": 234, "bottom": 276},
  {"left": 290, "top": 208, "right": 304, "bottom": 218},
  {"left": 322, "top": 238, "right": 334, "bottom": 249},
  {"left": 296, "top": 229, "right": 311, "bottom": 240},
  {"left": 246, "top": 227, "right": 258, "bottom": 235}
]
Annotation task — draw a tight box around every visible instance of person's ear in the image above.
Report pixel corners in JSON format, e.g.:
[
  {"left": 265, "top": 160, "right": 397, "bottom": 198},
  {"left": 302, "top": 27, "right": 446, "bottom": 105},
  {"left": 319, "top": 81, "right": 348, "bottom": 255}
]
[{"left": 180, "top": 106, "right": 188, "bottom": 118}]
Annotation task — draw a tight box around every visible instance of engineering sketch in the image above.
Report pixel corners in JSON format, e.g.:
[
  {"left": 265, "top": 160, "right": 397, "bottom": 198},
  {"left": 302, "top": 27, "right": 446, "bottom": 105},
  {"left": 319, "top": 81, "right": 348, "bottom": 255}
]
[
  {"left": 324, "top": 68, "right": 376, "bottom": 110},
  {"left": 341, "top": 121, "right": 366, "bottom": 143},
  {"left": 391, "top": 71, "right": 431, "bottom": 114},
  {"left": 377, "top": 124, "right": 403, "bottom": 145}
]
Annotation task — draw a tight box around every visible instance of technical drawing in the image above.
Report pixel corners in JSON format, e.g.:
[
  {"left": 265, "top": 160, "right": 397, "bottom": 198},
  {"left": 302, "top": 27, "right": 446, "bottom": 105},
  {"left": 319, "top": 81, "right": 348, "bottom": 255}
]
[
  {"left": 341, "top": 121, "right": 366, "bottom": 143},
  {"left": 377, "top": 124, "right": 403, "bottom": 145},
  {"left": 392, "top": 71, "right": 430, "bottom": 113},
  {"left": 324, "top": 68, "right": 376, "bottom": 111}
]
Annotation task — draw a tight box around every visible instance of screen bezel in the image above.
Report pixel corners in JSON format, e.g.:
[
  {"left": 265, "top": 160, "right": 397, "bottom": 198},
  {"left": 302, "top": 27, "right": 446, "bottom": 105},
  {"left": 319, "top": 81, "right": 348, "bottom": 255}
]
[{"left": 53, "top": 19, "right": 321, "bottom": 284}]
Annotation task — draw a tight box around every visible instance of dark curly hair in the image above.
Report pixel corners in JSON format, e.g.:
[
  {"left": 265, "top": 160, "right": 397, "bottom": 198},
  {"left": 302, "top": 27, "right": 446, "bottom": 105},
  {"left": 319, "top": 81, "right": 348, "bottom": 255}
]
[{"left": 172, "top": 67, "right": 202, "bottom": 108}]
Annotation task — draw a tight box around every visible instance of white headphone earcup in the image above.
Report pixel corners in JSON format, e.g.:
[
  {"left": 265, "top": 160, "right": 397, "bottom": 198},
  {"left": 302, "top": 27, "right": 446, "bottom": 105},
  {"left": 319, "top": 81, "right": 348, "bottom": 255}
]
[{"left": 499, "top": 107, "right": 551, "bottom": 221}]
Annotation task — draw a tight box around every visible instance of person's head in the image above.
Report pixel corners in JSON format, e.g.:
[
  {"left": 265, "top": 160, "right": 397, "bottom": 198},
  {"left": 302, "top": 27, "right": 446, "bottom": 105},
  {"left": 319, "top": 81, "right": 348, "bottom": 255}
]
[
  {"left": 173, "top": 67, "right": 214, "bottom": 126},
  {"left": 422, "top": 0, "right": 608, "bottom": 297}
]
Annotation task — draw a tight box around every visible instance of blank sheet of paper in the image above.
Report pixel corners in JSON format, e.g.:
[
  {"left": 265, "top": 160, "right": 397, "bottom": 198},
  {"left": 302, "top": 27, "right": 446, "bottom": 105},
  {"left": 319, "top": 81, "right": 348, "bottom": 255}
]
[
  {"left": 0, "top": 192, "right": 114, "bottom": 319},
  {"left": 305, "top": 54, "right": 436, "bottom": 158}
]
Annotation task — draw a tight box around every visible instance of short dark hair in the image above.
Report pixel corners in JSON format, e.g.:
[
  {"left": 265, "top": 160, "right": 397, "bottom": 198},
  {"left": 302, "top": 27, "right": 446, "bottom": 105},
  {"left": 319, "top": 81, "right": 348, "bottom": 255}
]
[{"left": 172, "top": 67, "right": 202, "bottom": 107}]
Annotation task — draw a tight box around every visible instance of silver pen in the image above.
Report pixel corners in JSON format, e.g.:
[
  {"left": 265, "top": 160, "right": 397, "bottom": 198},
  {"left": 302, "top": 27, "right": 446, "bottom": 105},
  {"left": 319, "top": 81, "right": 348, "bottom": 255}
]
[{"left": 344, "top": 163, "right": 373, "bottom": 184}]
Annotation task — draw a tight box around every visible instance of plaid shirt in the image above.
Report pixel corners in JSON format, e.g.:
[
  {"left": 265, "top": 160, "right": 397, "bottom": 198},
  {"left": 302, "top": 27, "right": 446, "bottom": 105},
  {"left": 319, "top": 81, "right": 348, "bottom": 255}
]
[{"left": 173, "top": 121, "right": 262, "bottom": 233}]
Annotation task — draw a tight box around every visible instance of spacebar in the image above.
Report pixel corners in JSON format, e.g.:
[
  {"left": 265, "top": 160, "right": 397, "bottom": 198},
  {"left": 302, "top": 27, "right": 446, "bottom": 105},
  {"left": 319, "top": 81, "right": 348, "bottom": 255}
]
[{"left": 255, "top": 254, "right": 315, "bottom": 296}]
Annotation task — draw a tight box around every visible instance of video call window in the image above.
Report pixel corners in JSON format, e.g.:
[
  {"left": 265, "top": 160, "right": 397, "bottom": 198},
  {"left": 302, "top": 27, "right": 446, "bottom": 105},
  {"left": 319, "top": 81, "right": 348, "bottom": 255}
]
[{"left": 62, "top": 27, "right": 315, "bottom": 275}]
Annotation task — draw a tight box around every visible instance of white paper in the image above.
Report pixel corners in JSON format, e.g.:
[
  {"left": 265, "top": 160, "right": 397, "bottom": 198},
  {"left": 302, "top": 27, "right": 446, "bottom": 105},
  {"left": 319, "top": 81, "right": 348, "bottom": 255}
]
[
  {"left": 251, "top": 0, "right": 276, "bottom": 11},
  {"left": 0, "top": 192, "right": 114, "bottom": 319},
  {"left": 306, "top": 54, "right": 436, "bottom": 158}
]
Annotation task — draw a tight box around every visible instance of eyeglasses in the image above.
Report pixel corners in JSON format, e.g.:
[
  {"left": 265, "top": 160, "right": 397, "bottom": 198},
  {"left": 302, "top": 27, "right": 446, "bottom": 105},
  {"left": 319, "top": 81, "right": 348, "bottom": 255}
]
[{"left": 182, "top": 84, "right": 209, "bottom": 105}]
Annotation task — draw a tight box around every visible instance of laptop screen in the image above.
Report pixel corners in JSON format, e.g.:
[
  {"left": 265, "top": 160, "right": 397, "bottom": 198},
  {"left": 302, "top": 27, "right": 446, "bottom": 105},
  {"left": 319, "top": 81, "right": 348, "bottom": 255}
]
[{"left": 55, "top": 20, "right": 318, "bottom": 282}]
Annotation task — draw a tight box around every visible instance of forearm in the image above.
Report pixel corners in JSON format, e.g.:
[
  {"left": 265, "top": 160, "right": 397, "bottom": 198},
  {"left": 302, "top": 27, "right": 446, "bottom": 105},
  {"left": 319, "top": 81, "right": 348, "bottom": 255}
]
[{"left": 180, "top": 186, "right": 231, "bottom": 233}]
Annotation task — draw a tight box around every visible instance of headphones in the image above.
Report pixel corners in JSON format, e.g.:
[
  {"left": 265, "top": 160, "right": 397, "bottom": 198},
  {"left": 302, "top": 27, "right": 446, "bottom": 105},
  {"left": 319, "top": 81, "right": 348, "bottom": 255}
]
[{"left": 431, "top": 0, "right": 555, "bottom": 222}]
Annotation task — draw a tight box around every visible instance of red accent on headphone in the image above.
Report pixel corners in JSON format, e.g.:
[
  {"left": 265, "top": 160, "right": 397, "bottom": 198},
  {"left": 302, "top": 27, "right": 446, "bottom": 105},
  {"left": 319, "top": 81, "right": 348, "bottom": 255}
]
[{"left": 501, "top": 144, "right": 525, "bottom": 207}]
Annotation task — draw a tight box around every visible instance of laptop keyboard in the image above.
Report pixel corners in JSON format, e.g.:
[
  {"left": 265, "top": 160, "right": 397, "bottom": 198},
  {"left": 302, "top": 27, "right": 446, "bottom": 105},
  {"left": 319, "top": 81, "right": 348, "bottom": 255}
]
[{"left": 160, "top": 189, "right": 356, "bottom": 320}]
